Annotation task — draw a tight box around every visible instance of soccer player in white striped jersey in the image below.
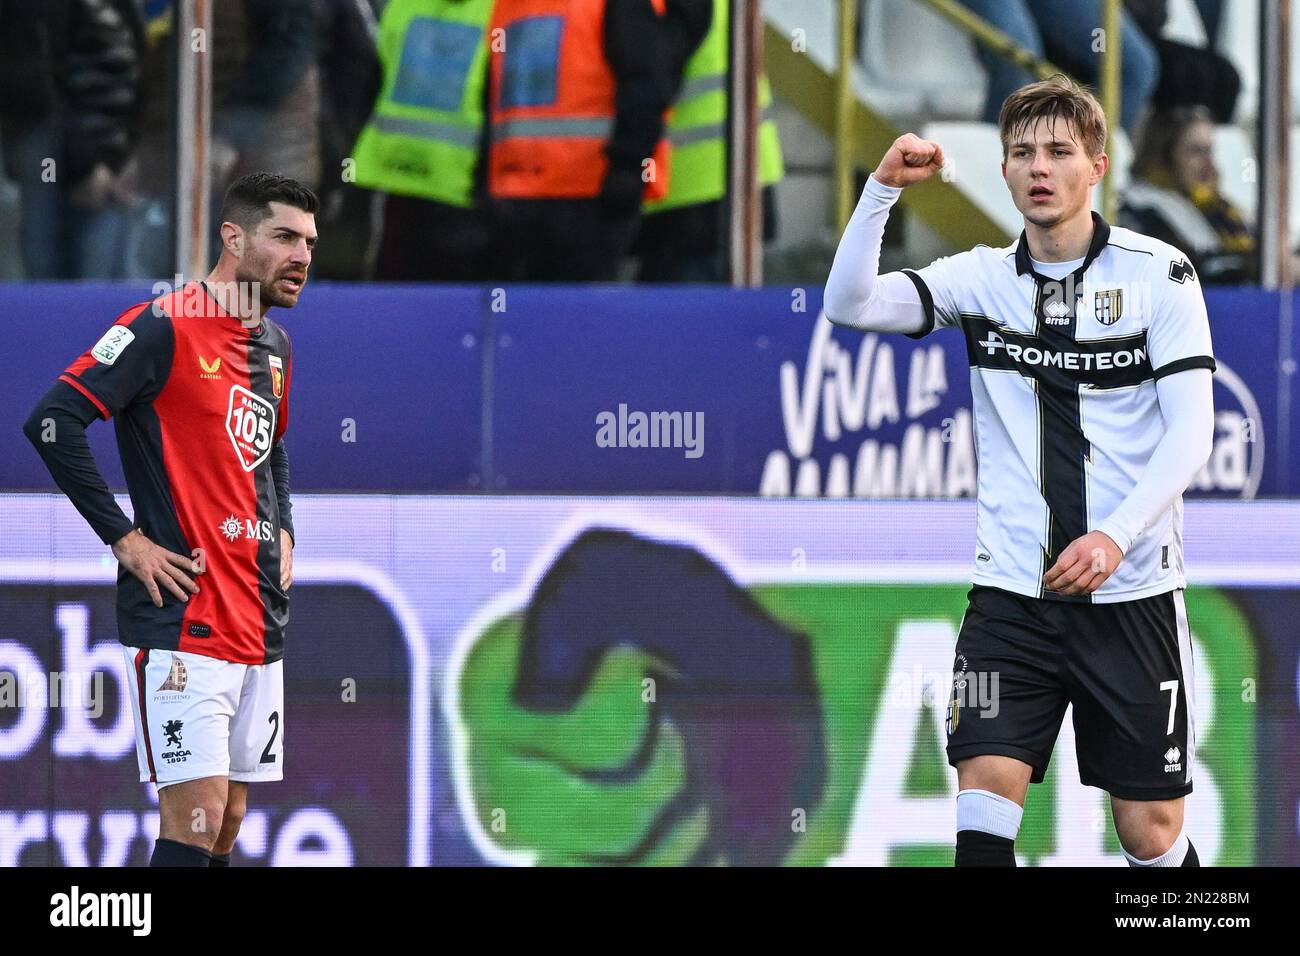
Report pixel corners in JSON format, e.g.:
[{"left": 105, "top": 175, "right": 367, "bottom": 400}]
[{"left": 824, "top": 75, "right": 1214, "bottom": 867}]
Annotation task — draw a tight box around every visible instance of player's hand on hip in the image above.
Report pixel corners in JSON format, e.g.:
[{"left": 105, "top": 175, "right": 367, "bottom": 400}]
[
  {"left": 111, "top": 529, "right": 201, "bottom": 608},
  {"left": 280, "top": 529, "right": 293, "bottom": 591},
  {"left": 873, "top": 133, "right": 946, "bottom": 188},
  {"left": 1043, "top": 531, "right": 1124, "bottom": 596}
]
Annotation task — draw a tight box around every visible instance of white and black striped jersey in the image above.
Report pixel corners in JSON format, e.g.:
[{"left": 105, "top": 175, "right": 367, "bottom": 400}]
[{"left": 903, "top": 216, "right": 1215, "bottom": 603}]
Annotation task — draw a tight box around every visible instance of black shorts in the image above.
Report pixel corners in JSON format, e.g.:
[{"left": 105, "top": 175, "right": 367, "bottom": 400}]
[{"left": 945, "top": 584, "right": 1195, "bottom": 801}]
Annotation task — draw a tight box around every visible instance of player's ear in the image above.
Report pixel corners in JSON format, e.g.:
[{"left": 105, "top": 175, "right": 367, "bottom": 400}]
[
  {"left": 1091, "top": 152, "right": 1109, "bottom": 186},
  {"left": 220, "top": 221, "right": 243, "bottom": 257}
]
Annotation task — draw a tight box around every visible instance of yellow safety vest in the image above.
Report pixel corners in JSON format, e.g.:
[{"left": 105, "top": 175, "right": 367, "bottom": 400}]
[
  {"left": 644, "top": 0, "right": 784, "bottom": 213},
  {"left": 351, "top": 0, "right": 494, "bottom": 207}
]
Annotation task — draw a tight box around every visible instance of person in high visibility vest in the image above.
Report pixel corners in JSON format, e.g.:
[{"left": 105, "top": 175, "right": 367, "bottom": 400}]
[
  {"left": 351, "top": 0, "right": 497, "bottom": 280},
  {"left": 486, "top": 0, "right": 709, "bottom": 281},
  {"left": 635, "top": 0, "right": 784, "bottom": 282}
]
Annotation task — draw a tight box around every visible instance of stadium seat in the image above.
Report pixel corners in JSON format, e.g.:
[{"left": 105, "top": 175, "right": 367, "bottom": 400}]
[
  {"left": 1217, "top": 0, "right": 1258, "bottom": 124},
  {"left": 919, "top": 122, "right": 1022, "bottom": 235},
  {"left": 1162, "top": 0, "right": 1208, "bottom": 45},
  {"left": 858, "top": 0, "right": 987, "bottom": 120},
  {"left": 765, "top": 0, "right": 927, "bottom": 117}
]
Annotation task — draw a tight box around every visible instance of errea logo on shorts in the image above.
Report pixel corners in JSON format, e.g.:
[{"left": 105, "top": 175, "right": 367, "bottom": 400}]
[
  {"left": 219, "top": 514, "right": 274, "bottom": 543},
  {"left": 91, "top": 326, "right": 135, "bottom": 365},
  {"left": 1164, "top": 746, "right": 1182, "bottom": 773}
]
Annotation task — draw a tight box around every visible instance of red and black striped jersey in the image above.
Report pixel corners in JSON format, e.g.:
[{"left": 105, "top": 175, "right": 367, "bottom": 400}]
[{"left": 58, "top": 281, "right": 294, "bottom": 664}]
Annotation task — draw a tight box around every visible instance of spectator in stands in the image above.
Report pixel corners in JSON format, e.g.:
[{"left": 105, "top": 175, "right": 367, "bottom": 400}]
[
  {"left": 487, "top": 0, "right": 697, "bottom": 281},
  {"left": 1125, "top": 0, "right": 1240, "bottom": 123},
  {"left": 351, "top": 0, "right": 497, "bottom": 282},
  {"left": 0, "top": 0, "right": 145, "bottom": 279},
  {"left": 634, "top": 0, "right": 780, "bottom": 283},
  {"left": 1121, "top": 105, "right": 1256, "bottom": 283},
  {"left": 958, "top": 0, "right": 1158, "bottom": 133},
  {"left": 126, "top": 0, "right": 321, "bottom": 278}
]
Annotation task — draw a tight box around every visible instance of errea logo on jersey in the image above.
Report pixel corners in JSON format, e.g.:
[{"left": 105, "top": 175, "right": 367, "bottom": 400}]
[
  {"left": 1043, "top": 299, "right": 1071, "bottom": 324},
  {"left": 219, "top": 514, "right": 274, "bottom": 543}
]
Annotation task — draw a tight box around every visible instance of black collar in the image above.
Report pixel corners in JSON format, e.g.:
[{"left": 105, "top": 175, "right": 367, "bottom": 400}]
[{"left": 1014, "top": 211, "right": 1111, "bottom": 280}]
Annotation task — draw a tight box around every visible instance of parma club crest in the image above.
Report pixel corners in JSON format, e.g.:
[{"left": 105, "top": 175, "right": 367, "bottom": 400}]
[{"left": 1094, "top": 289, "right": 1123, "bottom": 326}]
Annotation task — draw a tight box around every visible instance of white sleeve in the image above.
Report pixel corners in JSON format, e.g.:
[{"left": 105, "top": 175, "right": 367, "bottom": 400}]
[
  {"left": 823, "top": 175, "right": 983, "bottom": 339},
  {"left": 1094, "top": 368, "right": 1215, "bottom": 554},
  {"left": 1147, "top": 251, "right": 1217, "bottom": 378},
  {"left": 822, "top": 175, "right": 931, "bottom": 336}
]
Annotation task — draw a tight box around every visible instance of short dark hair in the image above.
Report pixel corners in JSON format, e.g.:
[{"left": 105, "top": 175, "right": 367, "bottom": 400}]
[{"left": 219, "top": 172, "right": 319, "bottom": 230}]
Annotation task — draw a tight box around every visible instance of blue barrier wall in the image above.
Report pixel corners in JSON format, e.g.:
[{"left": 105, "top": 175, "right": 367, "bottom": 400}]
[{"left": 0, "top": 283, "right": 1290, "bottom": 496}]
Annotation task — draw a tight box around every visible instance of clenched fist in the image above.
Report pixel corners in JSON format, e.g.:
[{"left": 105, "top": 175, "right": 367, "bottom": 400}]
[{"left": 873, "top": 133, "right": 946, "bottom": 188}]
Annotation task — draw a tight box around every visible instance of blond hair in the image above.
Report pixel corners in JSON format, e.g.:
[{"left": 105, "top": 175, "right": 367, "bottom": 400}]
[{"left": 998, "top": 74, "right": 1108, "bottom": 159}]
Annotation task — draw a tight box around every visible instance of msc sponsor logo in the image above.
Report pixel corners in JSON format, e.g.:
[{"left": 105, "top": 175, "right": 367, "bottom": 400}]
[
  {"left": 219, "top": 514, "right": 274, "bottom": 543},
  {"left": 977, "top": 330, "right": 1147, "bottom": 371}
]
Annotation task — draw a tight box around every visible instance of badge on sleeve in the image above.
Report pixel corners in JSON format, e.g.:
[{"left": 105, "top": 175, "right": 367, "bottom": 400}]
[
  {"left": 269, "top": 354, "right": 284, "bottom": 399},
  {"left": 92, "top": 325, "right": 136, "bottom": 366}
]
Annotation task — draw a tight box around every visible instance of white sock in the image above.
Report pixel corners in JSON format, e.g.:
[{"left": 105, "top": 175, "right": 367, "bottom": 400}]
[
  {"left": 1123, "top": 830, "right": 1189, "bottom": 867},
  {"left": 956, "top": 788, "right": 1024, "bottom": 840}
]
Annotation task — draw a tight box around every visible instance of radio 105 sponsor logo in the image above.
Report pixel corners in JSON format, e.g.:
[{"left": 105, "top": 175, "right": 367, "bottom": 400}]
[{"left": 226, "top": 385, "right": 275, "bottom": 472}]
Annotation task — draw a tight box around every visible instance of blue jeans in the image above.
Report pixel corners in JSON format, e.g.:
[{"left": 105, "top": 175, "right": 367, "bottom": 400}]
[
  {"left": 960, "top": 0, "right": 1160, "bottom": 133},
  {"left": 10, "top": 121, "right": 130, "bottom": 279}
]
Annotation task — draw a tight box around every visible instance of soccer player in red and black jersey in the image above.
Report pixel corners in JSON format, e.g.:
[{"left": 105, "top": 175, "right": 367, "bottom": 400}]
[{"left": 25, "top": 172, "right": 317, "bottom": 867}]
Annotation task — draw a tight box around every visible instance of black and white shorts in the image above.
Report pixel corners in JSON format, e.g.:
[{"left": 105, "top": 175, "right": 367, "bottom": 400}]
[{"left": 945, "top": 584, "right": 1195, "bottom": 801}]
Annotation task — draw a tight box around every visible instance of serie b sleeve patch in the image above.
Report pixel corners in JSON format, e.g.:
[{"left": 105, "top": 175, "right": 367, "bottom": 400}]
[{"left": 91, "top": 325, "right": 136, "bottom": 366}]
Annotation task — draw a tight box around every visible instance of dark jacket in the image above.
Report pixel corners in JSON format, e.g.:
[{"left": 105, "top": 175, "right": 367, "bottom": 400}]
[
  {"left": 600, "top": 0, "right": 711, "bottom": 213},
  {"left": 0, "top": 0, "right": 145, "bottom": 184}
]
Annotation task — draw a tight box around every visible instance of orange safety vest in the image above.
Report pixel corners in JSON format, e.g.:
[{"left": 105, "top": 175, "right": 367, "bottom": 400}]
[{"left": 488, "top": 0, "right": 670, "bottom": 201}]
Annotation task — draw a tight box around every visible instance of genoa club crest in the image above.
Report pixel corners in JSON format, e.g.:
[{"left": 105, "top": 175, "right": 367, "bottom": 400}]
[{"left": 269, "top": 354, "right": 284, "bottom": 399}]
